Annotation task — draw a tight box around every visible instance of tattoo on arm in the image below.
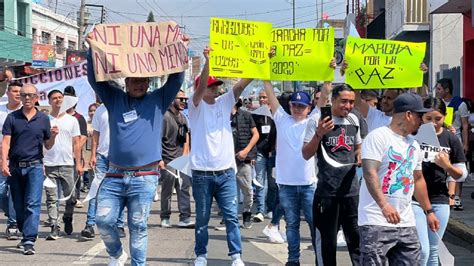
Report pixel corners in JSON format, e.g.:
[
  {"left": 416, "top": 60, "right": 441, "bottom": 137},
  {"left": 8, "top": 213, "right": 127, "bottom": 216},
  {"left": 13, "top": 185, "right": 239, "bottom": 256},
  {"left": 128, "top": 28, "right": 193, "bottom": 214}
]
[{"left": 362, "top": 159, "right": 386, "bottom": 207}]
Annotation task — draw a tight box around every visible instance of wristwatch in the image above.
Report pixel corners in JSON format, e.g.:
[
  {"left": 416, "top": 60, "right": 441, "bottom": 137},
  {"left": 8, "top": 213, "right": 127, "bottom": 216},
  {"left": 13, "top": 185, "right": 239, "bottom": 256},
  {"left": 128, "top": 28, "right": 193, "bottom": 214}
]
[
  {"left": 424, "top": 209, "right": 435, "bottom": 215},
  {"left": 449, "top": 194, "right": 456, "bottom": 199}
]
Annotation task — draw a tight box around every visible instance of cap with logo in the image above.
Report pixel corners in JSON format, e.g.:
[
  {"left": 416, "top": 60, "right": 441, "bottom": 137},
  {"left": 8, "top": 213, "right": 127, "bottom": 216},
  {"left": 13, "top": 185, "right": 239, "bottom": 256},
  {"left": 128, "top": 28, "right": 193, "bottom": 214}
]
[
  {"left": 290, "top": 91, "right": 311, "bottom": 106},
  {"left": 194, "top": 75, "right": 224, "bottom": 88},
  {"left": 393, "top": 93, "right": 432, "bottom": 113}
]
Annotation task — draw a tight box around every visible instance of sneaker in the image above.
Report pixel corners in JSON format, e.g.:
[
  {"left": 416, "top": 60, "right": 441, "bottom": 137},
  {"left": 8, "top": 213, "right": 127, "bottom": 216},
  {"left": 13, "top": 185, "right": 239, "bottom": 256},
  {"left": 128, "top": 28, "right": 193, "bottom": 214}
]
[
  {"left": 266, "top": 211, "right": 273, "bottom": 219},
  {"left": 285, "top": 261, "right": 300, "bottom": 266},
  {"left": 23, "top": 244, "right": 35, "bottom": 255},
  {"left": 336, "top": 230, "right": 347, "bottom": 247},
  {"left": 253, "top": 213, "right": 264, "bottom": 223},
  {"left": 75, "top": 200, "right": 84, "bottom": 208},
  {"left": 242, "top": 212, "right": 252, "bottom": 229},
  {"left": 63, "top": 217, "right": 73, "bottom": 235},
  {"left": 214, "top": 220, "right": 226, "bottom": 231},
  {"left": 161, "top": 218, "right": 172, "bottom": 228},
  {"left": 262, "top": 225, "right": 284, "bottom": 244},
  {"left": 46, "top": 225, "right": 61, "bottom": 240},
  {"left": 16, "top": 241, "right": 24, "bottom": 249},
  {"left": 108, "top": 251, "right": 128, "bottom": 266},
  {"left": 454, "top": 196, "right": 464, "bottom": 211},
  {"left": 117, "top": 227, "right": 126, "bottom": 238},
  {"left": 177, "top": 218, "right": 195, "bottom": 228},
  {"left": 194, "top": 256, "right": 207, "bottom": 266},
  {"left": 231, "top": 255, "right": 245, "bottom": 266},
  {"left": 80, "top": 225, "right": 95, "bottom": 239},
  {"left": 6, "top": 224, "right": 20, "bottom": 240},
  {"left": 43, "top": 220, "right": 52, "bottom": 227}
]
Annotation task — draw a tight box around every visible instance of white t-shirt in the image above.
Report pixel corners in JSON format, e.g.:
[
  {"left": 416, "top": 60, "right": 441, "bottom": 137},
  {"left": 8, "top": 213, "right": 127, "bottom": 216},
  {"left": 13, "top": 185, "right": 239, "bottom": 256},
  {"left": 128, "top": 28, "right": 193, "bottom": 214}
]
[
  {"left": 91, "top": 104, "right": 110, "bottom": 157},
  {"left": 358, "top": 126, "right": 422, "bottom": 227},
  {"left": 44, "top": 114, "right": 80, "bottom": 166},
  {"left": 444, "top": 100, "right": 470, "bottom": 141},
  {"left": 189, "top": 90, "right": 237, "bottom": 171},
  {"left": 274, "top": 106, "right": 316, "bottom": 185},
  {"left": 0, "top": 104, "right": 21, "bottom": 163},
  {"left": 366, "top": 107, "right": 392, "bottom": 132}
]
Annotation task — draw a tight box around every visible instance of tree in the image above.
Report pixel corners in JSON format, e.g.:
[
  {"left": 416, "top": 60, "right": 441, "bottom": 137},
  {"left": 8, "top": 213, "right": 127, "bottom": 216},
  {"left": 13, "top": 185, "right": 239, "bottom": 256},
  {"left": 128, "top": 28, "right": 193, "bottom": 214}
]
[{"left": 147, "top": 11, "right": 155, "bottom": 22}]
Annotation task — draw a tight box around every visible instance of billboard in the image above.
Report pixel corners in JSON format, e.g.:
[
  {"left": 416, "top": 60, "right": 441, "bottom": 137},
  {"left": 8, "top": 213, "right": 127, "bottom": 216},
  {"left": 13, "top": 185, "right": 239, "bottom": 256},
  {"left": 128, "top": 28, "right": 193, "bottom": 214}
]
[{"left": 32, "top": 44, "right": 56, "bottom": 68}]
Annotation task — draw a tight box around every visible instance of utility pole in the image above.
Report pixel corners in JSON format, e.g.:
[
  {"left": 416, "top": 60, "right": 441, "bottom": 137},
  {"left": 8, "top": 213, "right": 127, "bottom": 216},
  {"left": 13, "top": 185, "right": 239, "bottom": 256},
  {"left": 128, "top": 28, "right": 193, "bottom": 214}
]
[
  {"left": 321, "top": 0, "right": 324, "bottom": 26},
  {"left": 78, "top": 0, "right": 86, "bottom": 50}
]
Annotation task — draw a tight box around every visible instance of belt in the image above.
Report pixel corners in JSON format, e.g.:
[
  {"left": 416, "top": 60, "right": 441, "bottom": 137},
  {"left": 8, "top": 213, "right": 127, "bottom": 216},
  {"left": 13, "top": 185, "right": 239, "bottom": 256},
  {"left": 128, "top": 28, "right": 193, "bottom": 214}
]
[
  {"left": 192, "top": 168, "right": 232, "bottom": 176},
  {"left": 105, "top": 171, "right": 159, "bottom": 178},
  {"left": 16, "top": 160, "right": 43, "bottom": 168}
]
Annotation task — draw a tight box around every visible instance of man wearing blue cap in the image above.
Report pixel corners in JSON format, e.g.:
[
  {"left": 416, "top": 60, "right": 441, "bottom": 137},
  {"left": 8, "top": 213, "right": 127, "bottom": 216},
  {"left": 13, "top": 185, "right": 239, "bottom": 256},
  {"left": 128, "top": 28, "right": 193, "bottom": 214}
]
[
  {"left": 358, "top": 93, "right": 440, "bottom": 264},
  {"left": 263, "top": 80, "right": 316, "bottom": 266},
  {"left": 302, "top": 84, "right": 362, "bottom": 265}
]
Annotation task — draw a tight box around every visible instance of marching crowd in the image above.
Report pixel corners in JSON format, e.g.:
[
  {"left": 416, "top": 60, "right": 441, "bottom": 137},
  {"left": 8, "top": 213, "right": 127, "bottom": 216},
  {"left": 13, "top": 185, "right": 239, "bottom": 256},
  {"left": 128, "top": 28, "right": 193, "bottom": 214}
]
[{"left": 0, "top": 34, "right": 472, "bottom": 266}]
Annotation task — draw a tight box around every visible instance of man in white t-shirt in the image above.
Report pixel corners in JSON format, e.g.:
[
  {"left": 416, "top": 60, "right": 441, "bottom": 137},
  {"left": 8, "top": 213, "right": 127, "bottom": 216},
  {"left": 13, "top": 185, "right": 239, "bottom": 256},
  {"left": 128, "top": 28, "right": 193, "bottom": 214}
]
[
  {"left": 359, "top": 93, "right": 440, "bottom": 264},
  {"left": 44, "top": 90, "right": 83, "bottom": 240},
  {"left": 263, "top": 80, "right": 316, "bottom": 265},
  {"left": 0, "top": 81, "right": 22, "bottom": 240},
  {"left": 435, "top": 78, "right": 470, "bottom": 210},
  {"left": 189, "top": 48, "right": 253, "bottom": 266}
]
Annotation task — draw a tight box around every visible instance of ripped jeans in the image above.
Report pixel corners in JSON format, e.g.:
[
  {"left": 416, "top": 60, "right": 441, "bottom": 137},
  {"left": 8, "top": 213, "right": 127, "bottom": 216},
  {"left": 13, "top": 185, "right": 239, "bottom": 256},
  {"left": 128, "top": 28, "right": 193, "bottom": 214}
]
[
  {"left": 95, "top": 167, "right": 158, "bottom": 266},
  {"left": 192, "top": 168, "right": 242, "bottom": 257}
]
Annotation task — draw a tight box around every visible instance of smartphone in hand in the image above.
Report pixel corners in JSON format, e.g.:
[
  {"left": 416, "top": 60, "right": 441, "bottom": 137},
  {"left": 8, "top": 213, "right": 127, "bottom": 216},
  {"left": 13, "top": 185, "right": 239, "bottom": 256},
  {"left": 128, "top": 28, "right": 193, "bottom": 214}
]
[{"left": 320, "top": 105, "right": 332, "bottom": 121}]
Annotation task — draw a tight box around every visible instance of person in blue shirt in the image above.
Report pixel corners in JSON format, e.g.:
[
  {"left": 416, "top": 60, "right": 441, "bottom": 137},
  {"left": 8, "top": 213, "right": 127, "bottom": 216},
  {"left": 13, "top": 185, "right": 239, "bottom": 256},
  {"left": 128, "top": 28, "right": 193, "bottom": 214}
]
[{"left": 86, "top": 34, "right": 186, "bottom": 266}]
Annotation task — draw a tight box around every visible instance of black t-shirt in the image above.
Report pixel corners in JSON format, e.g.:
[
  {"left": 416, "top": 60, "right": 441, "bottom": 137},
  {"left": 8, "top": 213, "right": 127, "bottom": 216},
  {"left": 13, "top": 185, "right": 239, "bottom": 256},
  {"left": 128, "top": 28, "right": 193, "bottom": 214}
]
[
  {"left": 72, "top": 112, "right": 87, "bottom": 136},
  {"left": 252, "top": 114, "right": 276, "bottom": 156},
  {"left": 418, "top": 129, "right": 466, "bottom": 204},
  {"left": 231, "top": 110, "right": 257, "bottom": 160},
  {"left": 314, "top": 113, "right": 361, "bottom": 198}
]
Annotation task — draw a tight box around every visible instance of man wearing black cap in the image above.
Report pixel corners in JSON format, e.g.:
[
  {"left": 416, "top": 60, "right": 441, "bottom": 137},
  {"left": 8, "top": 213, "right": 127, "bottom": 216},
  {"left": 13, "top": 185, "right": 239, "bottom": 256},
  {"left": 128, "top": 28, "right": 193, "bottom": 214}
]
[
  {"left": 189, "top": 47, "right": 252, "bottom": 266},
  {"left": 358, "top": 93, "right": 440, "bottom": 264}
]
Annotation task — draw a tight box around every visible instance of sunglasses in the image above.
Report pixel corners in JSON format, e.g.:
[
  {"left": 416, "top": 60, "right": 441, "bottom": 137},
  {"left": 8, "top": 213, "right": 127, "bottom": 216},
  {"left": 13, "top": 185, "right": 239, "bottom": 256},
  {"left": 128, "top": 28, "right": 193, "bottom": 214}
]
[
  {"left": 176, "top": 97, "right": 188, "bottom": 102},
  {"left": 20, "top": 93, "right": 37, "bottom": 98}
]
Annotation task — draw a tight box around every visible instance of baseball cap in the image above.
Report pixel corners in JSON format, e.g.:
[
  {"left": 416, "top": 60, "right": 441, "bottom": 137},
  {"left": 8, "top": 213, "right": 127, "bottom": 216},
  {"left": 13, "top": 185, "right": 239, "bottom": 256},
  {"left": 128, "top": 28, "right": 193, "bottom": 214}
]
[
  {"left": 393, "top": 93, "right": 432, "bottom": 113},
  {"left": 290, "top": 91, "right": 311, "bottom": 106},
  {"left": 194, "top": 75, "right": 224, "bottom": 88}
]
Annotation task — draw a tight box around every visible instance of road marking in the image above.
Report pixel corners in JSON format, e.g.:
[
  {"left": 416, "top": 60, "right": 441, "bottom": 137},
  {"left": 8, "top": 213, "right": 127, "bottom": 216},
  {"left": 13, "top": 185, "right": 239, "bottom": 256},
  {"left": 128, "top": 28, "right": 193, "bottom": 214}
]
[
  {"left": 249, "top": 240, "right": 312, "bottom": 263},
  {"left": 73, "top": 242, "right": 106, "bottom": 264}
]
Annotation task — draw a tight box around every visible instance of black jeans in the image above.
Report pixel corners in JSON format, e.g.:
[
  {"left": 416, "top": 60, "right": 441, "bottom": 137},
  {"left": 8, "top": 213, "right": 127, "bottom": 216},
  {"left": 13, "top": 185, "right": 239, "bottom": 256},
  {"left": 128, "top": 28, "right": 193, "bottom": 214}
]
[{"left": 313, "top": 195, "right": 360, "bottom": 266}]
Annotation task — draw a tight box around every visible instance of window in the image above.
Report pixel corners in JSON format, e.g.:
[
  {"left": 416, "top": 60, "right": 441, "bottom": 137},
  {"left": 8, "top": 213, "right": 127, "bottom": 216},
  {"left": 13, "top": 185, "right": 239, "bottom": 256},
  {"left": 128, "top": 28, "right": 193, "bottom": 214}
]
[
  {"left": 32, "top": 28, "right": 37, "bottom": 43},
  {"left": 41, "top": 31, "right": 51, "bottom": 44},
  {"left": 17, "top": 2, "right": 27, "bottom": 36},
  {"left": 68, "top": 40, "right": 77, "bottom": 50},
  {"left": 56, "top": 36, "right": 65, "bottom": 54},
  {"left": 0, "top": 3, "right": 4, "bottom": 31}
]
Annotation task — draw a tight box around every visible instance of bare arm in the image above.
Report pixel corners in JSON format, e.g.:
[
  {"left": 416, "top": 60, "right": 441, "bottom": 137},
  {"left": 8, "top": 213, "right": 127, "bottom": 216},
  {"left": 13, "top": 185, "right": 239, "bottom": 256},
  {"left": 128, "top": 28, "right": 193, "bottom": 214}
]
[
  {"left": 89, "top": 130, "right": 99, "bottom": 168},
  {"left": 355, "top": 90, "right": 369, "bottom": 118},
  {"left": 192, "top": 48, "right": 210, "bottom": 107},
  {"left": 236, "top": 127, "right": 259, "bottom": 161},
  {"left": 263, "top": 80, "right": 279, "bottom": 114},
  {"left": 413, "top": 170, "right": 440, "bottom": 231},
  {"left": 362, "top": 159, "right": 386, "bottom": 208},
  {"left": 1, "top": 136, "right": 11, "bottom": 176},
  {"left": 232, "top": 78, "right": 253, "bottom": 101},
  {"left": 73, "top": 136, "right": 84, "bottom": 176},
  {"left": 183, "top": 132, "right": 190, "bottom": 155},
  {"left": 462, "top": 117, "right": 469, "bottom": 154},
  {"left": 44, "top": 126, "right": 58, "bottom": 150},
  {"left": 317, "top": 81, "right": 332, "bottom": 108}
]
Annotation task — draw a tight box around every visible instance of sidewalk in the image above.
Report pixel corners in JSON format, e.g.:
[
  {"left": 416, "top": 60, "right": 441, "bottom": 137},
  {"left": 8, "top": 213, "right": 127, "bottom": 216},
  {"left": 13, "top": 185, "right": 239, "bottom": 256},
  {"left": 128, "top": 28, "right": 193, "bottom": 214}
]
[{"left": 447, "top": 178, "right": 474, "bottom": 246}]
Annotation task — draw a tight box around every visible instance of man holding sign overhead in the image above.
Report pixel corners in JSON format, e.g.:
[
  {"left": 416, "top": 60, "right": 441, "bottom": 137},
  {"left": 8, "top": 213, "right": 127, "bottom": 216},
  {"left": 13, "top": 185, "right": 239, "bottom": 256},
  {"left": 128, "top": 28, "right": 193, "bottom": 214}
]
[{"left": 86, "top": 22, "right": 188, "bottom": 265}]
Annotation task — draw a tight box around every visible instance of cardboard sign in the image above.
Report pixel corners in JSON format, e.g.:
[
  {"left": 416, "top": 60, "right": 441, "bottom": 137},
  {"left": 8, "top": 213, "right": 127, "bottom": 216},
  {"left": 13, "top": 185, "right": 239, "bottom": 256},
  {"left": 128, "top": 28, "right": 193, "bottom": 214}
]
[
  {"left": 271, "top": 28, "right": 334, "bottom": 81},
  {"left": 89, "top": 21, "right": 189, "bottom": 82},
  {"left": 344, "top": 36, "right": 426, "bottom": 89},
  {"left": 209, "top": 18, "right": 272, "bottom": 79}
]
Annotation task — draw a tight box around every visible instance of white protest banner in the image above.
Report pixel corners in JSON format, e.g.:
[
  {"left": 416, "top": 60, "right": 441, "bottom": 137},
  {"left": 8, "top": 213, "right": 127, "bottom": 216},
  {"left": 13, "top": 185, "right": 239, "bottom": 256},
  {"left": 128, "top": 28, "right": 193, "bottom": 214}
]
[
  {"left": 89, "top": 21, "right": 189, "bottom": 82},
  {"left": 14, "top": 61, "right": 96, "bottom": 118}
]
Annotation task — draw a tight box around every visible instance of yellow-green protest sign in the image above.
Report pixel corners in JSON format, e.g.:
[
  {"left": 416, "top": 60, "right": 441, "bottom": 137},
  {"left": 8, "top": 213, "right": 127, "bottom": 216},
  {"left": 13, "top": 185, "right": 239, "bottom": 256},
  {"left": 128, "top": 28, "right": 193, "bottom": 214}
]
[
  {"left": 445, "top": 107, "right": 454, "bottom": 127},
  {"left": 344, "top": 36, "right": 426, "bottom": 89},
  {"left": 270, "top": 28, "right": 334, "bottom": 81},
  {"left": 209, "top": 18, "right": 272, "bottom": 79}
]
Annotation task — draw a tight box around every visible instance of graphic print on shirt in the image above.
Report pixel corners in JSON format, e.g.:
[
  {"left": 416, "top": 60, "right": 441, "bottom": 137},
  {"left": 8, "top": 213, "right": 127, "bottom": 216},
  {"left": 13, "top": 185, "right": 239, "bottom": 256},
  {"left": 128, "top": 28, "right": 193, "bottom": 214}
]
[
  {"left": 381, "top": 145, "right": 416, "bottom": 196},
  {"left": 326, "top": 128, "right": 354, "bottom": 152},
  {"left": 419, "top": 143, "right": 450, "bottom": 163}
]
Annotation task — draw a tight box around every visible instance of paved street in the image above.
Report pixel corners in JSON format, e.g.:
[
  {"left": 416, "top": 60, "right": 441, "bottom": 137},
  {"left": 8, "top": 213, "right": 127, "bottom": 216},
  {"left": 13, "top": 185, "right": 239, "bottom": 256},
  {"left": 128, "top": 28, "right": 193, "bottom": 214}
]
[{"left": 0, "top": 188, "right": 472, "bottom": 265}]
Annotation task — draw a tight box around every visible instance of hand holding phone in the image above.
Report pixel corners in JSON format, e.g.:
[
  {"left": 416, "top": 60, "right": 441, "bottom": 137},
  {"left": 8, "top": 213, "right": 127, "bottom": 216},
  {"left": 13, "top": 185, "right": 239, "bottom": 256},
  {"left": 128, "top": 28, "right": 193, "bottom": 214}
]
[{"left": 320, "top": 105, "right": 332, "bottom": 121}]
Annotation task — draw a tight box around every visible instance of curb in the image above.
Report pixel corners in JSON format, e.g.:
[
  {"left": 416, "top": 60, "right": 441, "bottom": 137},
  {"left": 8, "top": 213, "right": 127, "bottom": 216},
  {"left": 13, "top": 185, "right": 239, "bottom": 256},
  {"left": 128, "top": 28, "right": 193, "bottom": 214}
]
[{"left": 447, "top": 218, "right": 474, "bottom": 245}]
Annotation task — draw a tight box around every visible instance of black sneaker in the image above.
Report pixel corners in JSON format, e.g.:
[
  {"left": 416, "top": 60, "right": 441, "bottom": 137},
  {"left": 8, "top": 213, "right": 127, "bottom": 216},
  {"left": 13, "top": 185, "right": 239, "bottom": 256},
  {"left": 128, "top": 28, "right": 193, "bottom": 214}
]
[
  {"left": 454, "top": 197, "right": 464, "bottom": 211},
  {"left": 23, "top": 244, "right": 35, "bottom": 255},
  {"left": 285, "top": 261, "right": 300, "bottom": 266},
  {"left": 242, "top": 212, "right": 252, "bottom": 229},
  {"left": 46, "top": 225, "right": 61, "bottom": 240},
  {"left": 6, "top": 224, "right": 20, "bottom": 240},
  {"left": 80, "top": 225, "right": 95, "bottom": 239},
  {"left": 63, "top": 217, "right": 73, "bottom": 235},
  {"left": 118, "top": 227, "right": 126, "bottom": 238}
]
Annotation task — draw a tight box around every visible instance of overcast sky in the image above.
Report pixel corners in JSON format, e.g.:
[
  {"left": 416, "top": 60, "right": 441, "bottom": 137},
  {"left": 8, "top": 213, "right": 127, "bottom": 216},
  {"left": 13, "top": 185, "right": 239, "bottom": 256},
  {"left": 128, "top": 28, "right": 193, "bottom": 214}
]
[{"left": 49, "top": 0, "right": 347, "bottom": 52}]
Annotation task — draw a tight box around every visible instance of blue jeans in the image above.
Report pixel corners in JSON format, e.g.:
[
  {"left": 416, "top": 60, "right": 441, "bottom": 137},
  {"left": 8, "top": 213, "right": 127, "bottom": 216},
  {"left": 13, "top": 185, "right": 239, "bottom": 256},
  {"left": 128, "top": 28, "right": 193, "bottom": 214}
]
[
  {"left": 95, "top": 167, "right": 158, "bottom": 266},
  {"left": 413, "top": 202, "right": 450, "bottom": 266},
  {"left": 279, "top": 183, "right": 316, "bottom": 263},
  {"left": 8, "top": 164, "right": 44, "bottom": 245},
  {"left": 86, "top": 154, "right": 125, "bottom": 227},
  {"left": 255, "top": 153, "right": 274, "bottom": 214},
  {"left": 192, "top": 168, "right": 242, "bottom": 257},
  {"left": 0, "top": 173, "right": 16, "bottom": 226}
]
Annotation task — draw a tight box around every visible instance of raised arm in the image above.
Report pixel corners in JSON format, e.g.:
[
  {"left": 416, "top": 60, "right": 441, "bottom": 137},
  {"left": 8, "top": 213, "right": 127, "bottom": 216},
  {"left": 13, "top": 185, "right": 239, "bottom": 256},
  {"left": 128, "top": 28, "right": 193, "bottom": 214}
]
[
  {"left": 263, "top": 80, "right": 279, "bottom": 114},
  {"left": 192, "top": 47, "right": 210, "bottom": 107}
]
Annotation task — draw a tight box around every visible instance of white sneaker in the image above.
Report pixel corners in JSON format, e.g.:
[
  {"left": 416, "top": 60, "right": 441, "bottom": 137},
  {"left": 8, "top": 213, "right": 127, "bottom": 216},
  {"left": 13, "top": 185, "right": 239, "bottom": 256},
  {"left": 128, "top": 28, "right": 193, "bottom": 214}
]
[
  {"left": 266, "top": 211, "right": 273, "bottom": 219},
  {"left": 194, "top": 256, "right": 207, "bottom": 266},
  {"left": 253, "top": 213, "right": 264, "bottom": 222},
  {"left": 108, "top": 251, "right": 128, "bottom": 266},
  {"left": 262, "top": 225, "right": 284, "bottom": 244},
  {"left": 336, "top": 230, "right": 347, "bottom": 247},
  {"left": 231, "top": 254, "right": 245, "bottom": 266}
]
